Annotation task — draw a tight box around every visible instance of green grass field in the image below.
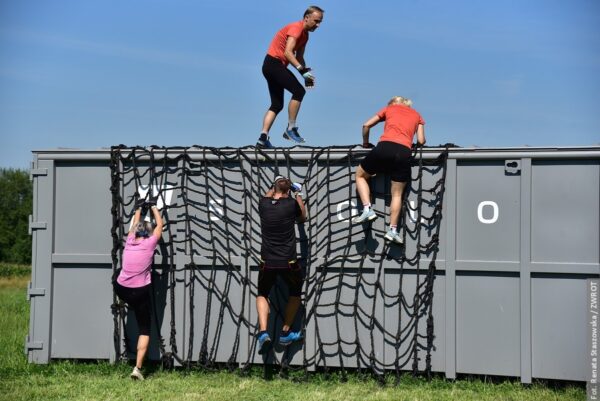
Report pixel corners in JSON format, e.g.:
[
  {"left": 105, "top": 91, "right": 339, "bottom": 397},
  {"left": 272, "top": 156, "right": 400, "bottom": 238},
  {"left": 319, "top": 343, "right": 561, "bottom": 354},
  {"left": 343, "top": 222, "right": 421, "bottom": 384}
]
[{"left": 0, "top": 270, "right": 586, "bottom": 401}]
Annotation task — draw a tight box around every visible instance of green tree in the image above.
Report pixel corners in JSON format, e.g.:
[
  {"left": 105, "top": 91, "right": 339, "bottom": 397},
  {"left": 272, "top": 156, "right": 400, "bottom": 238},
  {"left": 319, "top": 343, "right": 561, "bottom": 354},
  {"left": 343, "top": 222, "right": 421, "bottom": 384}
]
[{"left": 0, "top": 168, "right": 32, "bottom": 263}]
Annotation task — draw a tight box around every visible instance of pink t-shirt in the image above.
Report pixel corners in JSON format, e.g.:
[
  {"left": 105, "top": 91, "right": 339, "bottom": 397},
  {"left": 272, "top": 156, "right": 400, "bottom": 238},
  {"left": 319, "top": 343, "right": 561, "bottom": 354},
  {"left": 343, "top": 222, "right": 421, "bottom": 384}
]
[{"left": 117, "top": 233, "right": 159, "bottom": 288}]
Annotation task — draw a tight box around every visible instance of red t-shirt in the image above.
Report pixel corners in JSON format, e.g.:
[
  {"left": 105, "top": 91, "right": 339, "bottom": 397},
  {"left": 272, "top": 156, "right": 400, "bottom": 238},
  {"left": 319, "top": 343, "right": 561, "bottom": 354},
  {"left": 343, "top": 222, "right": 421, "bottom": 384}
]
[
  {"left": 267, "top": 20, "right": 308, "bottom": 66},
  {"left": 377, "top": 104, "right": 425, "bottom": 149}
]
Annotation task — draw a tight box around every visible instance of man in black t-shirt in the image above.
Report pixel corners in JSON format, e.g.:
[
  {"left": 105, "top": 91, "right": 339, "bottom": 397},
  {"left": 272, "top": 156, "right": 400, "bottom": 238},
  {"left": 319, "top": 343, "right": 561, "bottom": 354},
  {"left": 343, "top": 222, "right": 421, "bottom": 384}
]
[{"left": 256, "top": 175, "right": 307, "bottom": 354}]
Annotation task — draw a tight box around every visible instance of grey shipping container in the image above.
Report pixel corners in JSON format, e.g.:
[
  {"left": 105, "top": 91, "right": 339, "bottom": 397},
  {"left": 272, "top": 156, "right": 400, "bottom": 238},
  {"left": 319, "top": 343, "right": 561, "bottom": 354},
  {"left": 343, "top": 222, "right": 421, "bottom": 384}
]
[{"left": 26, "top": 146, "right": 600, "bottom": 383}]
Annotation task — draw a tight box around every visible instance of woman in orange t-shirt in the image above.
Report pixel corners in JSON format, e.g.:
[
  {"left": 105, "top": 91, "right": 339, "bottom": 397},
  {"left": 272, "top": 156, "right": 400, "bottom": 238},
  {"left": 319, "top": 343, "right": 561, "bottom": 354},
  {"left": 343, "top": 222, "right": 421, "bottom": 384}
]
[{"left": 352, "top": 96, "right": 426, "bottom": 245}]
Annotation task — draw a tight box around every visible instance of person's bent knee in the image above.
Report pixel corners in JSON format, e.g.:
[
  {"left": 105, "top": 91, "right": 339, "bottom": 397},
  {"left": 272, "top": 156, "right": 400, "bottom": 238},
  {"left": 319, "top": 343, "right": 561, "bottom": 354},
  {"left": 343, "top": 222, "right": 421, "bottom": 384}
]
[
  {"left": 291, "top": 87, "right": 306, "bottom": 102},
  {"left": 356, "top": 165, "right": 370, "bottom": 180},
  {"left": 269, "top": 104, "right": 284, "bottom": 115}
]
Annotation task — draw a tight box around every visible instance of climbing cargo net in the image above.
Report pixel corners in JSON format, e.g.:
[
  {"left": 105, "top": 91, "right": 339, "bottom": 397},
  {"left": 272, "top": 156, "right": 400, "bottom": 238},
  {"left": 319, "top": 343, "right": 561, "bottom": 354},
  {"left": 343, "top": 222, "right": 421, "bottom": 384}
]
[{"left": 110, "top": 145, "right": 449, "bottom": 381}]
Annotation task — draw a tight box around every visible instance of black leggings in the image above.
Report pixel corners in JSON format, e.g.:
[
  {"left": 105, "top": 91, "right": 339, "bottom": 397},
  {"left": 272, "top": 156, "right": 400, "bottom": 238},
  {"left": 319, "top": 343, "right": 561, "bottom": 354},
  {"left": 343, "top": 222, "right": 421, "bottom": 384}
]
[
  {"left": 114, "top": 282, "right": 152, "bottom": 336},
  {"left": 262, "top": 55, "right": 306, "bottom": 114}
]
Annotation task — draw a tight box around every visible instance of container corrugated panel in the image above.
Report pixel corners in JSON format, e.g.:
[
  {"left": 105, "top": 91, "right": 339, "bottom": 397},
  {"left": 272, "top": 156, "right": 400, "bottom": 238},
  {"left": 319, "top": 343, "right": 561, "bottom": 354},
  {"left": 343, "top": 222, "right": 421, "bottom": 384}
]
[{"left": 26, "top": 146, "right": 600, "bottom": 383}]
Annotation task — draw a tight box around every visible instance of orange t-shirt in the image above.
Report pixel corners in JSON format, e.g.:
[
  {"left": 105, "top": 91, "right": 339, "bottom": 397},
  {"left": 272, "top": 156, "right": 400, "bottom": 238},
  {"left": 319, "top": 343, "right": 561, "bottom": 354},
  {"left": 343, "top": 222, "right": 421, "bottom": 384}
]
[
  {"left": 377, "top": 104, "right": 425, "bottom": 149},
  {"left": 267, "top": 21, "right": 308, "bottom": 66}
]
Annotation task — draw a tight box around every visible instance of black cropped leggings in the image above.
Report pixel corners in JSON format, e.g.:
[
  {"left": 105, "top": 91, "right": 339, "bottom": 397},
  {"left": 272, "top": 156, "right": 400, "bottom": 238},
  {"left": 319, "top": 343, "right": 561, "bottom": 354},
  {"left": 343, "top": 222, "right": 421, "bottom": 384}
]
[
  {"left": 262, "top": 55, "right": 306, "bottom": 114},
  {"left": 114, "top": 282, "right": 152, "bottom": 336}
]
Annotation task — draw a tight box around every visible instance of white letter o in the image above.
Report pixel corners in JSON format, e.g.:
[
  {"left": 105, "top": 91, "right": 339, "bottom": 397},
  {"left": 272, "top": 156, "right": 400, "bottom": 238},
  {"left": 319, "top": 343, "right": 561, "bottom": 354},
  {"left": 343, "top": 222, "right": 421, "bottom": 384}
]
[{"left": 477, "top": 201, "right": 498, "bottom": 224}]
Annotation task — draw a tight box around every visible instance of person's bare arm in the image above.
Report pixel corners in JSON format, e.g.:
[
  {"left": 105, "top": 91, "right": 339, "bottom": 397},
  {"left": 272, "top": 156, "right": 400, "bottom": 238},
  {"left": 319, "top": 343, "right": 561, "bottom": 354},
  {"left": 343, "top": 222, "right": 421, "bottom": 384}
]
[
  {"left": 296, "top": 195, "right": 307, "bottom": 223},
  {"left": 151, "top": 205, "right": 163, "bottom": 239},
  {"left": 129, "top": 205, "right": 142, "bottom": 233},
  {"left": 294, "top": 44, "right": 306, "bottom": 68},
  {"left": 362, "top": 115, "right": 381, "bottom": 147},
  {"left": 416, "top": 124, "right": 426, "bottom": 146},
  {"left": 265, "top": 188, "right": 274, "bottom": 198},
  {"left": 284, "top": 36, "right": 304, "bottom": 69}
]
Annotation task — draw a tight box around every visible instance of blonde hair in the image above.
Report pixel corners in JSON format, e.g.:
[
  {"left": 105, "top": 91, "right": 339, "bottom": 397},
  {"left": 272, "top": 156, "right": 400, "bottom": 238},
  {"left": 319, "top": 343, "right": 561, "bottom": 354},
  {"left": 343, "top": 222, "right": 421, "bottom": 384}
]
[{"left": 388, "top": 96, "right": 413, "bottom": 107}]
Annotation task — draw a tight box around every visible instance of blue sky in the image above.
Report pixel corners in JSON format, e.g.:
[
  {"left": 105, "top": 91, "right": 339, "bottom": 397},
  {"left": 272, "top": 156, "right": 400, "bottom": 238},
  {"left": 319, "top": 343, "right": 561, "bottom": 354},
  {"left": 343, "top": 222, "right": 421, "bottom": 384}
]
[{"left": 1, "top": 0, "right": 599, "bottom": 168}]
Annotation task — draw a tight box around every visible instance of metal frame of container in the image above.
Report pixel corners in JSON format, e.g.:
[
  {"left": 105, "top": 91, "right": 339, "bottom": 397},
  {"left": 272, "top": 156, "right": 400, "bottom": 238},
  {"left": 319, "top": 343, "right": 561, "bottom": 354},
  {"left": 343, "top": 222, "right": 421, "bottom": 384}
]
[{"left": 26, "top": 146, "right": 600, "bottom": 383}]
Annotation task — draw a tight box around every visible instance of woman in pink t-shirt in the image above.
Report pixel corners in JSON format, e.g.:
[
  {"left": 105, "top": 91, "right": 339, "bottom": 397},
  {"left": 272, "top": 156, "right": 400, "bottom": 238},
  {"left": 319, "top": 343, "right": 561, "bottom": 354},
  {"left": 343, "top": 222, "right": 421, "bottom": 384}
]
[
  {"left": 352, "top": 96, "right": 426, "bottom": 245},
  {"left": 114, "top": 200, "right": 163, "bottom": 380}
]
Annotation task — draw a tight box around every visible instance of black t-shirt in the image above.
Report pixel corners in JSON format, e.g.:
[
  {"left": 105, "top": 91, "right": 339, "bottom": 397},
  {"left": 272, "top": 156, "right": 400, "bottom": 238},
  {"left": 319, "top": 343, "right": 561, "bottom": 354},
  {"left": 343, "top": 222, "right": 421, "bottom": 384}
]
[{"left": 259, "top": 196, "right": 301, "bottom": 266}]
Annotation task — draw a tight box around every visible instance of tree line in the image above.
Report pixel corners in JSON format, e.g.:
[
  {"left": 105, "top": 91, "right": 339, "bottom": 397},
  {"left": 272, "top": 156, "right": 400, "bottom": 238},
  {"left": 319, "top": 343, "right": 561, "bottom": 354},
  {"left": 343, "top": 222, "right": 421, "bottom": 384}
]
[{"left": 0, "top": 168, "right": 32, "bottom": 264}]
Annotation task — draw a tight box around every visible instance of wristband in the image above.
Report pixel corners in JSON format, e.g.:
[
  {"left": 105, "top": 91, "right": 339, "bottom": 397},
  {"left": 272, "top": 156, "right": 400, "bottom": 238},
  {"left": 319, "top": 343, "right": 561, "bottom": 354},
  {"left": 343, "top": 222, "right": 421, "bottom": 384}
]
[{"left": 298, "top": 66, "right": 314, "bottom": 80}]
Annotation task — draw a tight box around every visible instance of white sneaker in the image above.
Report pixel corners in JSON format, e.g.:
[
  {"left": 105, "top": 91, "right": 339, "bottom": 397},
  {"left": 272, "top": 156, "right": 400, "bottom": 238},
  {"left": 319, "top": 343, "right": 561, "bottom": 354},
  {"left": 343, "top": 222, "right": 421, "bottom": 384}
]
[
  {"left": 130, "top": 366, "right": 144, "bottom": 381},
  {"left": 384, "top": 229, "right": 403, "bottom": 245},
  {"left": 352, "top": 208, "right": 377, "bottom": 224}
]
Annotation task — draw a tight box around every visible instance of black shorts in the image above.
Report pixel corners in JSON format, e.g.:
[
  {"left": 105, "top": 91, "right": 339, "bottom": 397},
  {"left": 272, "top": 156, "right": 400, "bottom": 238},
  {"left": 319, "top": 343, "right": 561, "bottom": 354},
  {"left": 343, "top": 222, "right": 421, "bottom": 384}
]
[
  {"left": 257, "top": 261, "right": 303, "bottom": 298},
  {"left": 114, "top": 282, "right": 152, "bottom": 336},
  {"left": 360, "top": 141, "right": 412, "bottom": 182}
]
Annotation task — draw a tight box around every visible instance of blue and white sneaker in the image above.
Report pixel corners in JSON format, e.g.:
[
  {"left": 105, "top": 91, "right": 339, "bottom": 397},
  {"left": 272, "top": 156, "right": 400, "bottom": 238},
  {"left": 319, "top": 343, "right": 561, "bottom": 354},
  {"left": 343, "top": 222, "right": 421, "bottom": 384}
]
[
  {"left": 256, "top": 135, "right": 274, "bottom": 149},
  {"left": 384, "top": 229, "right": 403, "bottom": 245},
  {"left": 283, "top": 127, "right": 305, "bottom": 144},
  {"left": 352, "top": 208, "right": 377, "bottom": 224},
  {"left": 257, "top": 332, "right": 271, "bottom": 354},
  {"left": 279, "top": 330, "right": 303, "bottom": 346}
]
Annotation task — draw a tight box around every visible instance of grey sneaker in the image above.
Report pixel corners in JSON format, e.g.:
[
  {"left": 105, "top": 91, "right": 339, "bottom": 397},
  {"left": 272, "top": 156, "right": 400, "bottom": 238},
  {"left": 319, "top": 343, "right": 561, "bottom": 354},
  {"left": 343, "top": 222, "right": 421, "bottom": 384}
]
[
  {"left": 384, "top": 229, "right": 403, "bottom": 245},
  {"left": 130, "top": 366, "right": 144, "bottom": 381},
  {"left": 352, "top": 208, "right": 377, "bottom": 224}
]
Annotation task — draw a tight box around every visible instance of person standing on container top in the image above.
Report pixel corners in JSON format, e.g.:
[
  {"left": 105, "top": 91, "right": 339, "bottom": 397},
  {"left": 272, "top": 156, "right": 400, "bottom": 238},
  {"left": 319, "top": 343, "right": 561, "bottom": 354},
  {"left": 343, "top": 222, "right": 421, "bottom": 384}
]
[
  {"left": 255, "top": 175, "right": 307, "bottom": 354},
  {"left": 114, "top": 198, "right": 163, "bottom": 380},
  {"left": 352, "top": 96, "right": 426, "bottom": 244},
  {"left": 256, "top": 6, "right": 324, "bottom": 149}
]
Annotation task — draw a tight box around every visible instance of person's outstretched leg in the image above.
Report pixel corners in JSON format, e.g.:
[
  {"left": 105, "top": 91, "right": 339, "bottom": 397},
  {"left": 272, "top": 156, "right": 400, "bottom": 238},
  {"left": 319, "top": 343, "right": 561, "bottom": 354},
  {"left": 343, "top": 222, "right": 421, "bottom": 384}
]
[
  {"left": 136, "top": 334, "right": 149, "bottom": 369},
  {"left": 287, "top": 99, "right": 301, "bottom": 129},
  {"left": 256, "top": 295, "right": 272, "bottom": 354},
  {"left": 282, "top": 296, "right": 301, "bottom": 332},
  {"left": 384, "top": 180, "right": 407, "bottom": 244},
  {"left": 261, "top": 110, "right": 278, "bottom": 135},
  {"left": 129, "top": 334, "right": 149, "bottom": 380},
  {"left": 353, "top": 165, "right": 377, "bottom": 223},
  {"left": 256, "top": 295, "right": 270, "bottom": 332},
  {"left": 282, "top": 77, "right": 306, "bottom": 144}
]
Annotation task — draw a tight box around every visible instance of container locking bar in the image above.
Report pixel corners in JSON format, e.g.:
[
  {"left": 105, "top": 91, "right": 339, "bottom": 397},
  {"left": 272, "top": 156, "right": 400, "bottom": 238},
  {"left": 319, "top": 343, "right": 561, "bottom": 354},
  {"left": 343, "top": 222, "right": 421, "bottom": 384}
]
[
  {"left": 24, "top": 335, "right": 44, "bottom": 353},
  {"left": 29, "top": 161, "right": 48, "bottom": 180},
  {"left": 28, "top": 215, "right": 47, "bottom": 235},
  {"left": 27, "top": 281, "right": 46, "bottom": 301}
]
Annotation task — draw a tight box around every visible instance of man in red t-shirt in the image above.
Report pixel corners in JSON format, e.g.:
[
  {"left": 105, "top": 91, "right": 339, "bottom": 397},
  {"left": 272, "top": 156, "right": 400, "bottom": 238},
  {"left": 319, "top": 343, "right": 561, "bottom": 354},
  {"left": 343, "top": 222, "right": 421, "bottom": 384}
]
[
  {"left": 256, "top": 6, "right": 324, "bottom": 149},
  {"left": 352, "top": 96, "right": 427, "bottom": 245}
]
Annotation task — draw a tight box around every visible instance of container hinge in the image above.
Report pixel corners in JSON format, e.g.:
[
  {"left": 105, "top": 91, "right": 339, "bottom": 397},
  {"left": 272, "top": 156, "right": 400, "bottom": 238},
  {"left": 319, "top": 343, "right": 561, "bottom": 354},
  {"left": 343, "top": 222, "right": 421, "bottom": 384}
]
[
  {"left": 28, "top": 215, "right": 47, "bottom": 235},
  {"left": 24, "top": 335, "right": 44, "bottom": 352},
  {"left": 27, "top": 281, "right": 46, "bottom": 301},
  {"left": 30, "top": 161, "right": 48, "bottom": 180},
  {"left": 504, "top": 159, "right": 521, "bottom": 175}
]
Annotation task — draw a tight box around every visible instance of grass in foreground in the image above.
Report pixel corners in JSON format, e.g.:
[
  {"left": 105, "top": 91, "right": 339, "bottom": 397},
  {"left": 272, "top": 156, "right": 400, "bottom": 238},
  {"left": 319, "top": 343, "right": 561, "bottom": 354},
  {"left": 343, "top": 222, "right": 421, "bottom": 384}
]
[{"left": 0, "top": 277, "right": 586, "bottom": 401}]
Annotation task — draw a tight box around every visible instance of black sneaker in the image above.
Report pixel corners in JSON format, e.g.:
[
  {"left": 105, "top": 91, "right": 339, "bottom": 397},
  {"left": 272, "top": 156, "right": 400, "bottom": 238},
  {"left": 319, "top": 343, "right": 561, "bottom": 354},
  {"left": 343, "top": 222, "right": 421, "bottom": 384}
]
[{"left": 256, "top": 135, "right": 274, "bottom": 149}]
